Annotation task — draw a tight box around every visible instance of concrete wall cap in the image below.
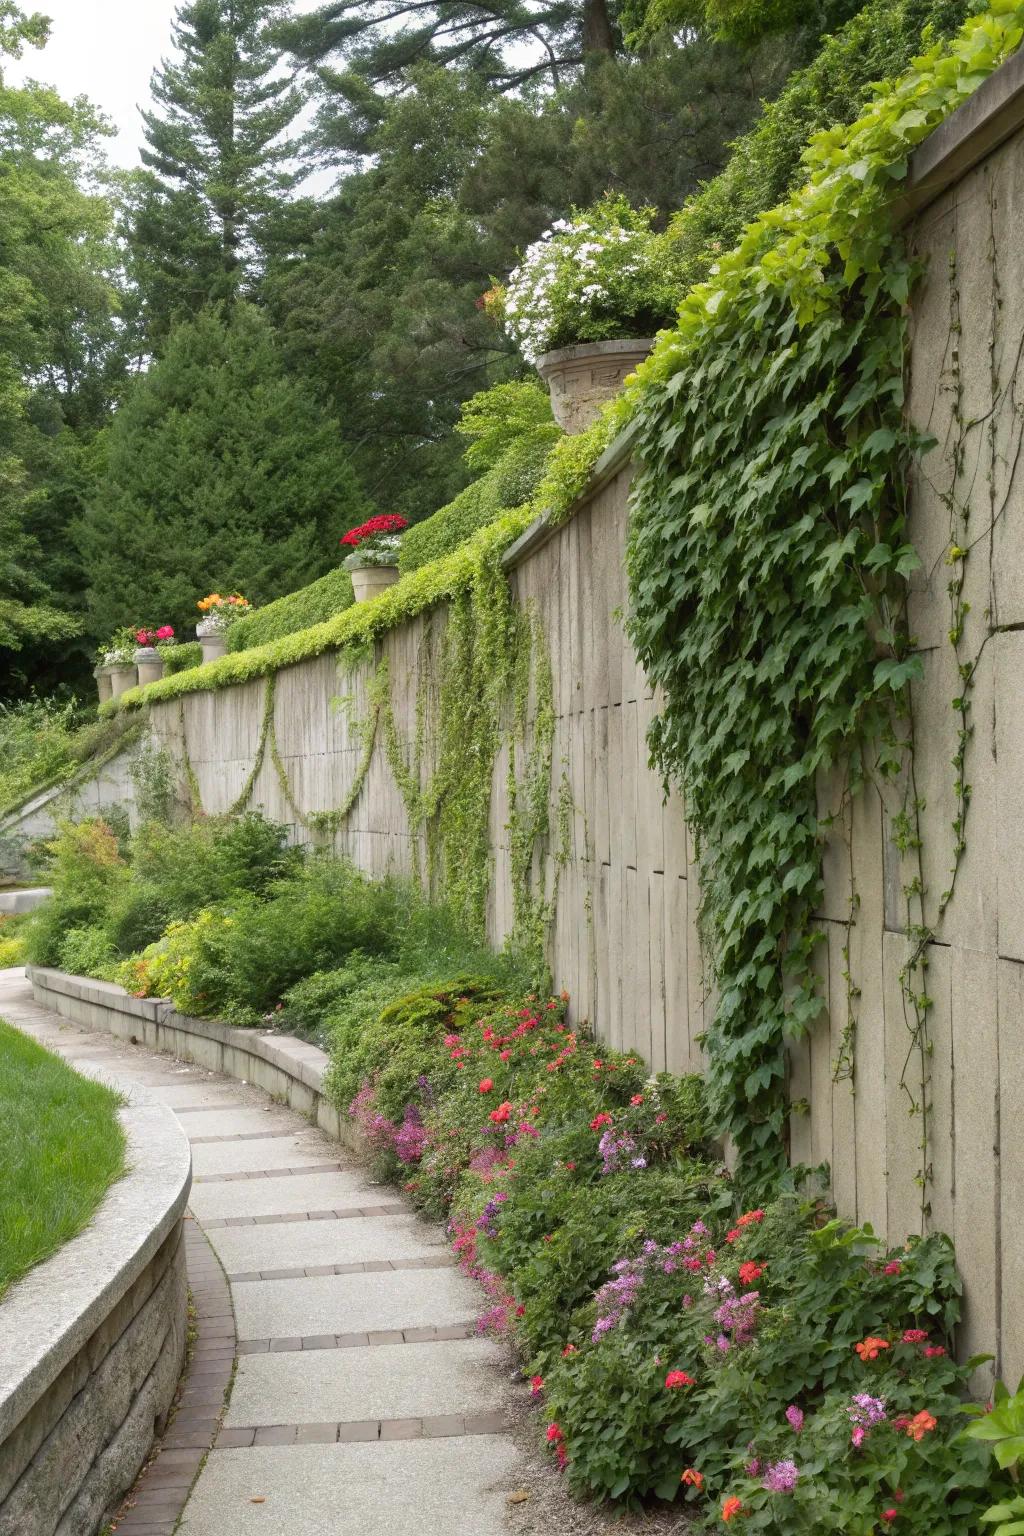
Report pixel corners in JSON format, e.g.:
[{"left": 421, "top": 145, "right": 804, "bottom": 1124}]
[{"left": 0, "top": 1099, "right": 191, "bottom": 1446}]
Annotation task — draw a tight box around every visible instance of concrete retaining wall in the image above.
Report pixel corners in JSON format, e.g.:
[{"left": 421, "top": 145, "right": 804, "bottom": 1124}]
[{"left": 0, "top": 1098, "right": 190, "bottom": 1536}]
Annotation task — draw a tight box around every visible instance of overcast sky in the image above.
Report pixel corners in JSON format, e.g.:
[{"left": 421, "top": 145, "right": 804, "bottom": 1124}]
[{"left": 7, "top": 0, "right": 321, "bottom": 169}]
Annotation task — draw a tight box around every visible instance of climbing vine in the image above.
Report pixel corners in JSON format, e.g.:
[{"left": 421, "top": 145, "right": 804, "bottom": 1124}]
[{"left": 623, "top": 4, "right": 1024, "bottom": 1194}]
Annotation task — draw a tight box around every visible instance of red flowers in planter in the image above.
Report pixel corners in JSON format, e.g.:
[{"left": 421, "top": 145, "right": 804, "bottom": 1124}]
[{"left": 340, "top": 514, "right": 408, "bottom": 547}]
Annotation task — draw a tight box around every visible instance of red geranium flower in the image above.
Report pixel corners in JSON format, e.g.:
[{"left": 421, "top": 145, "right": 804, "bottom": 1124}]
[
  {"left": 478, "top": 1078, "right": 494, "bottom": 1093},
  {"left": 340, "top": 513, "right": 408, "bottom": 547},
  {"left": 665, "top": 1370, "right": 696, "bottom": 1389},
  {"left": 738, "top": 1262, "right": 763, "bottom": 1286}
]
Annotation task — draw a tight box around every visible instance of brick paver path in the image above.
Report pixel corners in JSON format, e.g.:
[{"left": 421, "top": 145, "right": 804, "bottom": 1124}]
[{"left": 0, "top": 970, "right": 522, "bottom": 1535}]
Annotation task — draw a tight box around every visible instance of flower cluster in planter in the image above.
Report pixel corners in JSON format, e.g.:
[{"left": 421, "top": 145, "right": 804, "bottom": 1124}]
[
  {"left": 97, "top": 626, "right": 142, "bottom": 667},
  {"left": 196, "top": 592, "right": 251, "bottom": 627},
  {"left": 336, "top": 988, "right": 1010, "bottom": 1531},
  {"left": 135, "top": 625, "right": 175, "bottom": 650},
  {"left": 487, "top": 194, "right": 681, "bottom": 365},
  {"left": 339, "top": 513, "right": 408, "bottom": 570}
]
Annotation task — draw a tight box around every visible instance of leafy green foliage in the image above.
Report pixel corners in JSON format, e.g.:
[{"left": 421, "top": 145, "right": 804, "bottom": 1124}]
[
  {"left": 624, "top": 3, "right": 1024, "bottom": 1190},
  {"left": 227, "top": 568, "right": 355, "bottom": 653},
  {"left": 664, "top": 0, "right": 970, "bottom": 295},
  {"left": 0, "top": 1017, "right": 125, "bottom": 1297},
  {"left": 161, "top": 641, "right": 202, "bottom": 674},
  {"left": 76, "top": 304, "right": 369, "bottom": 639}
]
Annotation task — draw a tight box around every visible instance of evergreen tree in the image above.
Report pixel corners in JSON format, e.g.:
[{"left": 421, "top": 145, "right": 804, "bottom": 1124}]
[
  {"left": 75, "top": 304, "right": 367, "bottom": 638},
  {"left": 129, "top": 0, "right": 306, "bottom": 343}
]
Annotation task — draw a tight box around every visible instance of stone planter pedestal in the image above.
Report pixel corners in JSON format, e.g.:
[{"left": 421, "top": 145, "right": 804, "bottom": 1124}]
[
  {"left": 94, "top": 664, "right": 115, "bottom": 705},
  {"left": 134, "top": 647, "right": 164, "bottom": 687},
  {"left": 536, "top": 337, "right": 655, "bottom": 434},
  {"left": 350, "top": 565, "right": 400, "bottom": 603},
  {"left": 196, "top": 617, "right": 229, "bottom": 664},
  {"left": 109, "top": 663, "right": 138, "bottom": 698}
]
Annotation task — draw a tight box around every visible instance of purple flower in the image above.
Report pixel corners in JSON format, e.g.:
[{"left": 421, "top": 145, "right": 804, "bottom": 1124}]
[
  {"left": 762, "top": 1460, "right": 799, "bottom": 1494},
  {"left": 848, "top": 1394, "right": 887, "bottom": 1426},
  {"left": 785, "top": 1405, "right": 804, "bottom": 1434}
]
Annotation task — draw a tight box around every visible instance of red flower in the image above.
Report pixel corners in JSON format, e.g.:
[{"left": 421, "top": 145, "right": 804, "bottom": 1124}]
[
  {"left": 681, "top": 1468, "right": 704, "bottom": 1489},
  {"left": 546, "top": 1423, "right": 563, "bottom": 1443},
  {"left": 738, "top": 1262, "right": 763, "bottom": 1286},
  {"left": 725, "top": 1229, "right": 741, "bottom": 1244},
  {"left": 478, "top": 1078, "right": 494, "bottom": 1093},
  {"left": 530, "top": 1375, "right": 544, "bottom": 1396},
  {"left": 923, "top": 1346, "right": 946, "bottom": 1358},
  {"left": 340, "top": 513, "right": 409, "bottom": 547},
  {"left": 884, "top": 1261, "right": 902, "bottom": 1275},
  {"left": 155, "top": 624, "right": 174, "bottom": 639},
  {"left": 737, "top": 1209, "right": 764, "bottom": 1227},
  {"left": 722, "top": 1496, "right": 743, "bottom": 1522},
  {"left": 630, "top": 1094, "right": 644, "bottom": 1106},
  {"left": 902, "top": 1329, "right": 928, "bottom": 1344},
  {"left": 489, "top": 1101, "right": 512, "bottom": 1123},
  {"left": 854, "top": 1337, "right": 890, "bottom": 1362},
  {"left": 561, "top": 1344, "right": 577, "bottom": 1357},
  {"left": 905, "top": 1411, "right": 937, "bottom": 1441},
  {"left": 882, "top": 1511, "right": 898, "bottom": 1524},
  {"left": 590, "top": 1113, "right": 612, "bottom": 1130},
  {"left": 665, "top": 1370, "right": 696, "bottom": 1389}
]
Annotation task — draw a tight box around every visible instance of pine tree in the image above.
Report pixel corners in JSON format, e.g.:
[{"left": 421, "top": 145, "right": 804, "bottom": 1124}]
[
  {"left": 75, "top": 304, "right": 368, "bottom": 639},
  {"left": 129, "top": 0, "right": 306, "bottom": 343}
]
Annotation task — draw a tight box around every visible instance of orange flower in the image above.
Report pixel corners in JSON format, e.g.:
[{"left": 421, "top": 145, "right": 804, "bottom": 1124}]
[
  {"left": 905, "top": 1410, "right": 937, "bottom": 1441},
  {"left": 681, "top": 1468, "right": 704, "bottom": 1489},
  {"left": 854, "top": 1337, "right": 890, "bottom": 1362},
  {"left": 722, "top": 1495, "right": 743, "bottom": 1522}
]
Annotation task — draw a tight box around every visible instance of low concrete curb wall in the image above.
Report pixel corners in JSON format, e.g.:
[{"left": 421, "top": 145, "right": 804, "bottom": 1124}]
[
  {"left": 27, "top": 966, "right": 357, "bottom": 1153},
  {"left": 0, "top": 1092, "right": 190, "bottom": 1536}
]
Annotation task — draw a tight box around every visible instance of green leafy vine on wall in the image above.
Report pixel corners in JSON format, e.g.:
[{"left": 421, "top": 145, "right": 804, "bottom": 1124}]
[{"left": 623, "top": 4, "right": 1024, "bottom": 1196}]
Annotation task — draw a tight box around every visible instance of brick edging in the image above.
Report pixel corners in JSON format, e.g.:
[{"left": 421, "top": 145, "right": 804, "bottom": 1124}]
[{"left": 110, "top": 1219, "right": 236, "bottom": 1536}]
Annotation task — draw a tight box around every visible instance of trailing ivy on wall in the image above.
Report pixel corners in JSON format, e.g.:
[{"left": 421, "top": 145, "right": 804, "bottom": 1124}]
[{"left": 623, "top": 2, "right": 1024, "bottom": 1195}]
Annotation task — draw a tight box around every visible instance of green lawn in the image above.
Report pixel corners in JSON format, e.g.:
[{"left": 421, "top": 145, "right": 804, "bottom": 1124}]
[{"left": 0, "top": 1019, "right": 126, "bottom": 1299}]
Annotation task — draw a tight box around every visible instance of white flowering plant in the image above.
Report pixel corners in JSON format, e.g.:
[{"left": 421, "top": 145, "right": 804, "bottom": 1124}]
[{"left": 488, "top": 196, "right": 679, "bottom": 365}]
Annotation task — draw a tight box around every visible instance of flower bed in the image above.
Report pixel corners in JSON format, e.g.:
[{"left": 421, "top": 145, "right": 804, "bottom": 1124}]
[{"left": 330, "top": 991, "right": 1010, "bottom": 1531}]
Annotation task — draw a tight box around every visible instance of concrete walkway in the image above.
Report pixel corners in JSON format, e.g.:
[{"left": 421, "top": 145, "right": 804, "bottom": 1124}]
[{"left": 0, "top": 971, "right": 522, "bottom": 1536}]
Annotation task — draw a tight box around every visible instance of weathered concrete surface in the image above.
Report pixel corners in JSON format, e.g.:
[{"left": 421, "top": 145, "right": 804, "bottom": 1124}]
[
  {"left": 175, "top": 1438, "right": 520, "bottom": 1536},
  {"left": 0, "top": 1009, "right": 190, "bottom": 1536},
  {"left": 224, "top": 1339, "right": 502, "bottom": 1427}
]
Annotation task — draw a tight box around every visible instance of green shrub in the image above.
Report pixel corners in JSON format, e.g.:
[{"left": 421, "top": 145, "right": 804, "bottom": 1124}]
[
  {"left": 227, "top": 566, "right": 355, "bottom": 653},
  {"left": 24, "top": 819, "right": 129, "bottom": 967},
  {"left": 161, "top": 641, "right": 202, "bottom": 674},
  {"left": 58, "top": 925, "right": 118, "bottom": 979},
  {"left": 0, "top": 697, "right": 83, "bottom": 813},
  {"left": 665, "top": 0, "right": 970, "bottom": 292}
]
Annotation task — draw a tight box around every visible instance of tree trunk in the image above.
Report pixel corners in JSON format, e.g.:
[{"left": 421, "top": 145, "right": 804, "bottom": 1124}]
[{"left": 582, "top": 0, "right": 616, "bottom": 57}]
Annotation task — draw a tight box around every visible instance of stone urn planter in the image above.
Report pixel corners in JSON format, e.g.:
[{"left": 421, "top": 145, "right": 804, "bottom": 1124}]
[
  {"left": 196, "top": 616, "right": 229, "bottom": 664},
  {"left": 133, "top": 646, "right": 164, "bottom": 687},
  {"left": 109, "top": 662, "right": 138, "bottom": 698},
  {"left": 94, "top": 664, "right": 115, "bottom": 706},
  {"left": 350, "top": 565, "right": 400, "bottom": 603},
  {"left": 536, "top": 338, "right": 656, "bottom": 435}
]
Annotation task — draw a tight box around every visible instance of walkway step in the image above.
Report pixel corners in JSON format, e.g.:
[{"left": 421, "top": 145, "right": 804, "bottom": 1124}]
[{"left": 0, "top": 969, "right": 524, "bottom": 1536}]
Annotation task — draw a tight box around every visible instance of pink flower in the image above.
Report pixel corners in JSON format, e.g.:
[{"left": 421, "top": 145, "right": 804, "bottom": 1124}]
[
  {"left": 884, "top": 1261, "right": 902, "bottom": 1276},
  {"left": 923, "top": 1346, "right": 946, "bottom": 1358},
  {"left": 155, "top": 624, "right": 174, "bottom": 639},
  {"left": 851, "top": 1426, "right": 866, "bottom": 1448},
  {"left": 530, "top": 1375, "right": 544, "bottom": 1396},
  {"left": 902, "top": 1330, "right": 928, "bottom": 1344},
  {"left": 478, "top": 1078, "right": 494, "bottom": 1094},
  {"left": 785, "top": 1406, "right": 804, "bottom": 1434}
]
